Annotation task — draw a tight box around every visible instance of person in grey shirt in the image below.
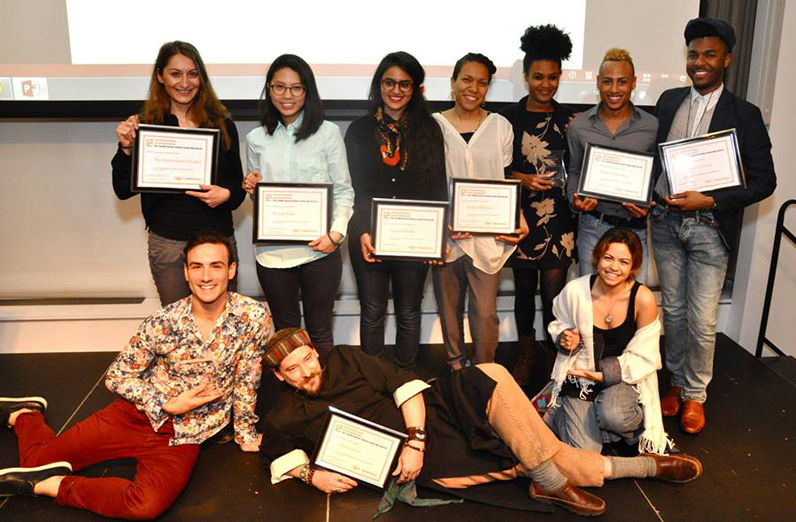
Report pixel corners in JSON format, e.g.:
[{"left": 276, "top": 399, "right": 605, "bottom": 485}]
[{"left": 566, "top": 48, "right": 658, "bottom": 283}]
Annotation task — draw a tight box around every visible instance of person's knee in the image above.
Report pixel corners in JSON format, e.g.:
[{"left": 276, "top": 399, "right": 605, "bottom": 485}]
[
  {"left": 124, "top": 494, "right": 173, "bottom": 521},
  {"left": 476, "top": 362, "right": 511, "bottom": 383},
  {"left": 596, "top": 391, "right": 643, "bottom": 434}
]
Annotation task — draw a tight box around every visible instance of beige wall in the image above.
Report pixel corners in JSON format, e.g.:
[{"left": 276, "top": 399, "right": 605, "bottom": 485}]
[{"left": 0, "top": 0, "right": 70, "bottom": 64}]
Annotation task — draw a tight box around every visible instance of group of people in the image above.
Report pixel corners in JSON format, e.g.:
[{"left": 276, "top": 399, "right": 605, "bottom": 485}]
[{"left": 0, "top": 15, "right": 776, "bottom": 521}]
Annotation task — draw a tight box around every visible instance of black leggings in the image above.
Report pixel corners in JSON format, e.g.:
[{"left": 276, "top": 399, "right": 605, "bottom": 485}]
[{"left": 512, "top": 267, "right": 569, "bottom": 340}]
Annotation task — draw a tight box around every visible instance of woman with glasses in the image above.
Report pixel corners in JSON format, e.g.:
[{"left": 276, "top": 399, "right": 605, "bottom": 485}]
[
  {"left": 500, "top": 25, "right": 579, "bottom": 390},
  {"left": 242, "top": 54, "right": 354, "bottom": 354},
  {"left": 432, "top": 53, "right": 529, "bottom": 370},
  {"left": 112, "top": 41, "right": 246, "bottom": 306},
  {"left": 345, "top": 52, "right": 447, "bottom": 370}
]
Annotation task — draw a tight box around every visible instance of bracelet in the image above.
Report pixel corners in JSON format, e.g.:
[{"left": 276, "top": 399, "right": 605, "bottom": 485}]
[
  {"left": 299, "top": 464, "right": 310, "bottom": 483},
  {"left": 305, "top": 466, "right": 316, "bottom": 486},
  {"left": 326, "top": 232, "right": 341, "bottom": 247},
  {"left": 403, "top": 441, "right": 426, "bottom": 453}
]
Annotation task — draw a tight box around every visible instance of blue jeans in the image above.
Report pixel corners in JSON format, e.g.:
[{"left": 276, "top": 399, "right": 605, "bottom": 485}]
[
  {"left": 544, "top": 382, "right": 643, "bottom": 452},
  {"left": 577, "top": 213, "right": 649, "bottom": 284},
  {"left": 349, "top": 241, "right": 429, "bottom": 370},
  {"left": 650, "top": 207, "right": 729, "bottom": 403}
]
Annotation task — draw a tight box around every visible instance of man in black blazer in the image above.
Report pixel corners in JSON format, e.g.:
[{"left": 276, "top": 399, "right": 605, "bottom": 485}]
[{"left": 650, "top": 17, "right": 776, "bottom": 435}]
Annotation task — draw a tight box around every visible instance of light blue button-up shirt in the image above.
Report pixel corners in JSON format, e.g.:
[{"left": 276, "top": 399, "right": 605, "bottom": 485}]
[{"left": 246, "top": 114, "right": 354, "bottom": 268}]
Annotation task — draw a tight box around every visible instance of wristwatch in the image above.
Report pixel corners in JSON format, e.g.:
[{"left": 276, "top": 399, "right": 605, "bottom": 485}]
[{"left": 407, "top": 426, "right": 427, "bottom": 443}]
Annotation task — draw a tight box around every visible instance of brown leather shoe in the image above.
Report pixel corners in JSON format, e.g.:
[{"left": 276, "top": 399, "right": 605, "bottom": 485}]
[
  {"left": 530, "top": 481, "right": 606, "bottom": 517},
  {"left": 660, "top": 386, "right": 681, "bottom": 417},
  {"left": 680, "top": 400, "right": 706, "bottom": 434},
  {"left": 642, "top": 453, "right": 703, "bottom": 483}
]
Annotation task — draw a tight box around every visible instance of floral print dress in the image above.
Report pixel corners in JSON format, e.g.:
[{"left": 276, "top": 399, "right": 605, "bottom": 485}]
[{"left": 510, "top": 107, "right": 577, "bottom": 270}]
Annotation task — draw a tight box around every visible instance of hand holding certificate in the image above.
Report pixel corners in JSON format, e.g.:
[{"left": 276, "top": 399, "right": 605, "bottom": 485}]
[
  {"left": 659, "top": 129, "right": 745, "bottom": 195},
  {"left": 312, "top": 407, "right": 407, "bottom": 489},
  {"left": 576, "top": 144, "right": 655, "bottom": 206},
  {"left": 253, "top": 183, "right": 332, "bottom": 244},
  {"left": 371, "top": 199, "right": 448, "bottom": 262},
  {"left": 450, "top": 178, "right": 521, "bottom": 234},
  {"left": 131, "top": 124, "right": 219, "bottom": 193}
]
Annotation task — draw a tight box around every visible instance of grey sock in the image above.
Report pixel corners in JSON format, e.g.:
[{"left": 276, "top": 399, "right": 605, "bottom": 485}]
[
  {"left": 529, "top": 459, "right": 568, "bottom": 492},
  {"left": 607, "top": 456, "right": 657, "bottom": 479}
]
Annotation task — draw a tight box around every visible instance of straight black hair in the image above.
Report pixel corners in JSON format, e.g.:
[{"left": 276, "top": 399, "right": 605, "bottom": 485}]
[
  {"left": 367, "top": 52, "right": 444, "bottom": 186},
  {"left": 259, "top": 54, "right": 324, "bottom": 142}
]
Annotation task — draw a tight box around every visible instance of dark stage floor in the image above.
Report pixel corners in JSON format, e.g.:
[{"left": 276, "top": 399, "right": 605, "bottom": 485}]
[{"left": 1, "top": 335, "right": 794, "bottom": 521}]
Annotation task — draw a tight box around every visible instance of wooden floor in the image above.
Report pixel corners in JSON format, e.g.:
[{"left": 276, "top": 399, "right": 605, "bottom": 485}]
[{"left": 1, "top": 335, "right": 794, "bottom": 521}]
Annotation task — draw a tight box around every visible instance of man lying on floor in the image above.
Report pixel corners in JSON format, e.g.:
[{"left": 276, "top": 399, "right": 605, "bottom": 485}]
[
  {"left": 259, "top": 328, "right": 702, "bottom": 517},
  {"left": 0, "top": 231, "right": 272, "bottom": 520}
]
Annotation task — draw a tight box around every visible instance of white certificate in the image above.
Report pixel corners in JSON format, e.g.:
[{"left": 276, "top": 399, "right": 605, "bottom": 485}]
[
  {"left": 577, "top": 144, "right": 655, "bottom": 206},
  {"left": 372, "top": 199, "right": 447, "bottom": 260},
  {"left": 313, "top": 407, "right": 406, "bottom": 489},
  {"left": 254, "top": 183, "right": 331, "bottom": 243},
  {"left": 133, "top": 124, "right": 218, "bottom": 192},
  {"left": 659, "top": 129, "right": 745, "bottom": 194},
  {"left": 450, "top": 178, "right": 520, "bottom": 234}
]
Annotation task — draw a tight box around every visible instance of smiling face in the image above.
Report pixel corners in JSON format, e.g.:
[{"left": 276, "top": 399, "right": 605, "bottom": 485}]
[
  {"left": 596, "top": 242, "right": 634, "bottom": 286},
  {"left": 275, "top": 345, "right": 323, "bottom": 395},
  {"left": 525, "top": 60, "right": 561, "bottom": 110},
  {"left": 157, "top": 53, "right": 201, "bottom": 110},
  {"left": 451, "top": 61, "right": 490, "bottom": 113},
  {"left": 380, "top": 65, "right": 414, "bottom": 120},
  {"left": 269, "top": 67, "right": 306, "bottom": 125},
  {"left": 183, "top": 242, "right": 235, "bottom": 307},
  {"left": 597, "top": 60, "right": 636, "bottom": 112},
  {"left": 686, "top": 37, "right": 732, "bottom": 95}
]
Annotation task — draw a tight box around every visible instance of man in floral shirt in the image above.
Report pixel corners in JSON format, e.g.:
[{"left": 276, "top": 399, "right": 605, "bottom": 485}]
[{"left": 0, "top": 231, "right": 272, "bottom": 520}]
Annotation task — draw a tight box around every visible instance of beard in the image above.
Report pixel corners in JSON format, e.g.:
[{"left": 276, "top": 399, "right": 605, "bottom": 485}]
[{"left": 297, "top": 368, "right": 324, "bottom": 396}]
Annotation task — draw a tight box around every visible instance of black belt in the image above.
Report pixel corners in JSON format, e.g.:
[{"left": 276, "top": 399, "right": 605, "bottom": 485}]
[{"left": 586, "top": 211, "right": 646, "bottom": 230}]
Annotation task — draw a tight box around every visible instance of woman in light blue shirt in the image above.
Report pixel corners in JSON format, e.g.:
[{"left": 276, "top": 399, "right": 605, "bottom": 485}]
[{"left": 243, "top": 54, "right": 354, "bottom": 353}]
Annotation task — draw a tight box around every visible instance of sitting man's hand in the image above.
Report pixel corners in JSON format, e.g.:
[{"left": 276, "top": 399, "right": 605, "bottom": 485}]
[
  {"left": 312, "top": 469, "right": 358, "bottom": 494},
  {"left": 163, "top": 381, "right": 223, "bottom": 415},
  {"left": 393, "top": 443, "right": 425, "bottom": 484}
]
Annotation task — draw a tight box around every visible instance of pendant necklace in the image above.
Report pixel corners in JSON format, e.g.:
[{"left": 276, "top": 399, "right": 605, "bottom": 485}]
[{"left": 599, "top": 278, "right": 627, "bottom": 324}]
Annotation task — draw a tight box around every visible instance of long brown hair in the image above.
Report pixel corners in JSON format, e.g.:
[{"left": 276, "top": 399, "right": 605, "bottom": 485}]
[{"left": 142, "top": 41, "right": 231, "bottom": 150}]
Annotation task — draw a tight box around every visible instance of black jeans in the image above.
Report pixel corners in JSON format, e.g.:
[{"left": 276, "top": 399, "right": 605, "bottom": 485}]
[
  {"left": 349, "top": 241, "right": 429, "bottom": 370},
  {"left": 256, "top": 250, "right": 342, "bottom": 355}
]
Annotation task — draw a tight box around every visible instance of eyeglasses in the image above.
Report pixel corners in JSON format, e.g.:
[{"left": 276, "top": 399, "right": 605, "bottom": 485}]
[
  {"left": 269, "top": 83, "right": 306, "bottom": 96},
  {"left": 381, "top": 78, "right": 413, "bottom": 93}
]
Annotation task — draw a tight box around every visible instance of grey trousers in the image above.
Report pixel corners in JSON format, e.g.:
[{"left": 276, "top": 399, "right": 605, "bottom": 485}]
[
  {"left": 147, "top": 231, "right": 239, "bottom": 306},
  {"left": 432, "top": 255, "right": 501, "bottom": 370}
]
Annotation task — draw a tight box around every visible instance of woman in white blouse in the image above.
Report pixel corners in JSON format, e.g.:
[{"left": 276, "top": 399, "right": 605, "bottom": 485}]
[
  {"left": 242, "top": 54, "right": 354, "bottom": 354},
  {"left": 433, "top": 53, "right": 529, "bottom": 370}
]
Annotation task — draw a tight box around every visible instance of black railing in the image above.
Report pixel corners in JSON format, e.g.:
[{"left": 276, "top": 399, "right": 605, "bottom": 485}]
[{"left": 755, "top": 199, "right": 796, "bottom": 357}]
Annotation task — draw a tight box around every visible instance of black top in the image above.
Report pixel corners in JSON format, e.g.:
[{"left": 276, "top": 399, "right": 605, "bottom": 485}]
[
  {"left": 344, "top": 114, "right": 448, "bottom": 241},
  {"left": 260, "top": 346, "right": 518, "bottom": 483},
  {"left": 592, "top": 275, "right": 640, "bottom": 360},
  {"left": 111, "top": 114, "right": 246, "bottom": 240}
]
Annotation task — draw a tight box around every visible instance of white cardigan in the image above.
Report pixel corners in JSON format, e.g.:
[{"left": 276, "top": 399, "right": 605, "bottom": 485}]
[{"left": 547, "top": 275, "right": 672, "bottom": 454}]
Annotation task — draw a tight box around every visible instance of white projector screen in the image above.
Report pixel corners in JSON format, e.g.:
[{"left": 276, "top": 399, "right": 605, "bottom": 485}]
[{"left": 0, "top": 0, "right": 700, "bottom": 106}]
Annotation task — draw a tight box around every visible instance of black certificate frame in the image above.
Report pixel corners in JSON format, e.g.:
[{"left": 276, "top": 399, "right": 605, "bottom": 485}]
[
  {"left": 576, "top": 143, "right": 656, "bottom": 207},
  {"left": 449, "top": 177, "right": 521, "bottom": 235},
  {"left": 658, "top": 128, "right": 746, "bottom": 195},
  {"left": 253, "top": 182, "right": 333, "bottom": 245},
  {"left": 131, "top": 124, "right": 220, "bottom": 194},
  {"left": 311, "top": 406, "right": 407, "bottom": 490},
  {"left": 370, "top": 198, "right": 449, "bottom": 263}
]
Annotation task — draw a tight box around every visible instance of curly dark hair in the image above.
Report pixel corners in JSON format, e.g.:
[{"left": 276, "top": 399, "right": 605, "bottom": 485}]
[{"left": 520, "top": 24, "right": 573, "bottom": 73}]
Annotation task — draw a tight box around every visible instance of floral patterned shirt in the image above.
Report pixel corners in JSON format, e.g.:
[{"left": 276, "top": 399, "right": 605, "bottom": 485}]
[{"left": 106, "top": 293, "right": 272, "bottom": 446}]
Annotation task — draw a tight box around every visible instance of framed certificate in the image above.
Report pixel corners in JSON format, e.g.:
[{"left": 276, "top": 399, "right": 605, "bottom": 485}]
[
  {"left": 371, "top": 198, "right": 448, "bottom": 262},
  {"left": 253, "top": 182, "right": 332, "bottom": 244},
  {"left": 312, "top": 407, "right": 407, "bottom": 490},
  {"left": 659, "top": 129, "right": 746, "bottom": 194},
  {"left": 131, "top": 124, "right": 219, "bottom": 193},
  {"left": 577, "top": 144, "right": 655, "bottom": 206},
  {"left": 450, "top": 178, "right": 521, "bottom": 234}
]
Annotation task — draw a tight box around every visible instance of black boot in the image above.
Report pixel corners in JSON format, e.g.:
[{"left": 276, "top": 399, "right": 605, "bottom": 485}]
[{"left": 511, "top": 334, "right": 536, "bottom": 386}]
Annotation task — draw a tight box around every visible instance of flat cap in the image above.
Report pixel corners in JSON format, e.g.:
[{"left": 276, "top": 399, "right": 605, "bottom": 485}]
[{"left": 685, "top": 17, "right": 736, "bottom": 52}]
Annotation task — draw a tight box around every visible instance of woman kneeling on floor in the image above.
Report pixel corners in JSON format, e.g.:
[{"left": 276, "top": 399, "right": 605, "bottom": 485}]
[{"left": 546, "top": 227, "right": 672, "bottom": 455}]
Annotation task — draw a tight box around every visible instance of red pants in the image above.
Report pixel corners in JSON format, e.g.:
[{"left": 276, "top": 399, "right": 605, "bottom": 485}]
[{"left": 15, "top": 398, "right": 199, "bottom": 520}]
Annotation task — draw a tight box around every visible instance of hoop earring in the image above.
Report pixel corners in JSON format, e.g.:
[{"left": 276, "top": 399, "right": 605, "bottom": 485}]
[
  {"left": 481, "top": 99, "right": 487, "bottom": 108},
  {"left": 450, "top": 90, "right": 456, "bottom": 102}
]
